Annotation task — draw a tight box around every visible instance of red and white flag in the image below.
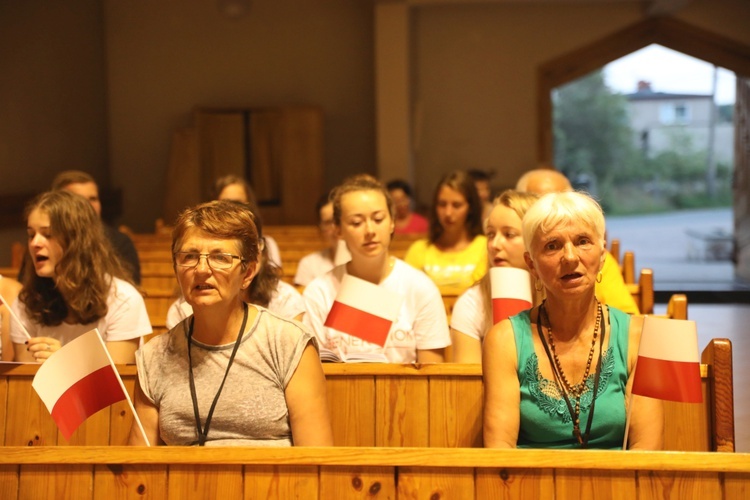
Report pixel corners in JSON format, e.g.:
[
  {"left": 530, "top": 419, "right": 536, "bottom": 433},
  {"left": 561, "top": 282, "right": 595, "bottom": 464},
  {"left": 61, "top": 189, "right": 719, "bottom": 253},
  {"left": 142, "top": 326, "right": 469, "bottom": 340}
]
[
  {"left": 324, "top": 274, "right": 404, "bottom": 347},
  {"left": 32, "top": 329, "right": 129, "bottom": 440},
  {"left": 632, "top": 317, "right": 702, "bottom": 403},
  {"left": 490, "top": 267, "right": 533, "bottom": 325}
]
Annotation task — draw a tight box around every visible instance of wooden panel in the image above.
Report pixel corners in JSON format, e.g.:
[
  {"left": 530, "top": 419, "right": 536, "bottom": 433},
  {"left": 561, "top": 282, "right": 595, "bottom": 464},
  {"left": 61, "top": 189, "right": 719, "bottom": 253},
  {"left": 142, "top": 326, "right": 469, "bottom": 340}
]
[
  {"left": 167, "top": 464, "right": 243, "bottom": 499},
  {"left": 326, "top": 376, "right": 375, "bottom": 447},
  {"left": 398, "top": 467, "right": 474, "bottom": 499},
  {"left": 196, "top": 110, "right": 246, "bottom": 201},
  {"left": 375, "top": 376, "right": 428, "bottom": 447},
  {"left": 476, "top": 468, "right": 555, "bottom": 498},
  {"left": 724, "top": 472, "right": 750, "bottom": 498},
  {"left": 244, "top": 465, "right": 318, "bottom": 499},
  {"left": 555, "top": 469, "right": 635, "bottom": 499},
  {"left": 0, "top": 464, "right": 19, "bottom": 499},
  {"left": 319, "top": 466, "right": 395, "bottom": 499},
  {"left": 429, "top": 376, "right": 483, "bottom": 447},
  {"left": 19, "top": 464, "right": 93, "bottom": 499},
  {"left": 60, "top": 406, "right": 110, "bottom": 446},
  {"left": 662, "top": 380, "right": 711, "bottom": 452},
  {"left": 2, "top": 445, "right": 750, "bottom": 500},
  {"left": 0, "top": 375, "right": 6, "bottom": 446},
  {"left": 636, "top": 471, "right": 722, "bottom": 499},
  {"left": 5, "top": 377, "right": 59, "bottom": 446},
  {"left": 93, "top": 464, "right": 168, "bottom": 499},
  {"left": 109, "top": 376, "right": 136, "bottom": 446}
]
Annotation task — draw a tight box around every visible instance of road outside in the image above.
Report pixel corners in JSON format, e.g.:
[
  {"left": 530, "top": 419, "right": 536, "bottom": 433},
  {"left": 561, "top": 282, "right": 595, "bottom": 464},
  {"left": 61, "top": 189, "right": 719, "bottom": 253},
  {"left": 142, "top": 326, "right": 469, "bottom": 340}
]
[{"left": 605, "top": 208, "right": 741, "bottom": 290}]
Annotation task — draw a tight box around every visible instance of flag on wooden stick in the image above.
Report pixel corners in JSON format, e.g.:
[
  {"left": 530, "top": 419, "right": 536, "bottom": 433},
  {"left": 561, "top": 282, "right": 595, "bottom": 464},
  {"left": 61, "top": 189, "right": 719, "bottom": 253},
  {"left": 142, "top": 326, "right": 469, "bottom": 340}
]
[
  {"left": 490, "top": 267, "right": 533, "bottom": 325},
  {"left": 324, "top": 274, "right": 403, "bottom": 347},
  {"left": 32, "top": 329, "right": 130, "bottom": 440},
  {"left": 631, "top": 317, "right": 702, "bottom": 403}
]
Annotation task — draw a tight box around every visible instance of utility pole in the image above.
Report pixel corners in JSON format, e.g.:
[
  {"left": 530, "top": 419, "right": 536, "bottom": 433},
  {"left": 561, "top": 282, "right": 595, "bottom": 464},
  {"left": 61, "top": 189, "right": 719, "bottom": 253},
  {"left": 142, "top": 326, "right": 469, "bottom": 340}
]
[{"left": 706, "top": 65, "right": 718, "bottom": 199}]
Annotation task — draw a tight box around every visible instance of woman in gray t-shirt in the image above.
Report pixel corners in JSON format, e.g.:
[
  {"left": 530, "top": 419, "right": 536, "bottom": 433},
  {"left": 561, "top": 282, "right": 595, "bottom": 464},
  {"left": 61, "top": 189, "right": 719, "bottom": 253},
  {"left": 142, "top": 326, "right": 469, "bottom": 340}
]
[{"left": 128, "top": 200, "right": 333, "bottom": 447}]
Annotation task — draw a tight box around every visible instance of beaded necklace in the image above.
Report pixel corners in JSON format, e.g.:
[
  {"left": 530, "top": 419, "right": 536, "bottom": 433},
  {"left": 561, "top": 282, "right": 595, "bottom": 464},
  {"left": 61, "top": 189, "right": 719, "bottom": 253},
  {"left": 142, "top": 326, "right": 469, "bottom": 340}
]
[{"left": 537, "top": 300, "right": 606, "bottom": 448}]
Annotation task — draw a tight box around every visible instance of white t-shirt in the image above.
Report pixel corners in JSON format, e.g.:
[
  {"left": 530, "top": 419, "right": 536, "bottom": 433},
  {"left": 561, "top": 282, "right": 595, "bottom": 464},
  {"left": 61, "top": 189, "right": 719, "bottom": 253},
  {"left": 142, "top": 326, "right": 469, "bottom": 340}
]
[
  {"left": 294, "top": 249, "right": 334, "bottom": 286},
  {"left": 449, "top": 284, "right": 488, "bottom": 341},
  {"left": 302, "top": 259, "right": 451, "bottom": 363},
  {"left": 166, "top": 280, "right": 305, "bottom": 330},
  {"left": 10, "top": 277, "right": 151, "bottom": 346}
]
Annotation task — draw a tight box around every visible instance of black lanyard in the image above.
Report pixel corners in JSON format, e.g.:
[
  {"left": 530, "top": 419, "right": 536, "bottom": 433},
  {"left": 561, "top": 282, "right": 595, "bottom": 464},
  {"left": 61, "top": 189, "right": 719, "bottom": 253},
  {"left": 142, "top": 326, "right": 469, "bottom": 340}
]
[
  {"left": 187, "top": 303, "right": 248, "bottom": 446},
  {"left": 536, "top": 303, "right": 607, "bottom": 449}
]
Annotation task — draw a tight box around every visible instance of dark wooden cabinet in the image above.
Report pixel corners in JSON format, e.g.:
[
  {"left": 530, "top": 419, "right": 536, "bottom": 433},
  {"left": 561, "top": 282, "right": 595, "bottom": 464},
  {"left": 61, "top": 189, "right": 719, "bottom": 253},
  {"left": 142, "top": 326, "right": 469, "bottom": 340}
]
[{"left": 163, "top": 106, "right": 324, "bottom": 225}]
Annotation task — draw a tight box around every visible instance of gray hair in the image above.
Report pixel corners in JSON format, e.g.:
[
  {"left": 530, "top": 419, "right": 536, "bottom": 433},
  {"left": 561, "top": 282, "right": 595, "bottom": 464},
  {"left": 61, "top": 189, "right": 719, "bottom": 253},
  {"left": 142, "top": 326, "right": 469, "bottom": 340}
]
[{"left": 521, "top": 191, "right": 605, "bottom": 254}]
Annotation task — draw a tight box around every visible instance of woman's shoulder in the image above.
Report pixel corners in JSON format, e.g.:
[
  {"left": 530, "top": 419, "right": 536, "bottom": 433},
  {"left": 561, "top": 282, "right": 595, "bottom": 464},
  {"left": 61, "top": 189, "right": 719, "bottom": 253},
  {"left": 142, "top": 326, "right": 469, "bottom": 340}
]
[
  {"left": 252, "top": 306, "right": 313, "bottom": 342},
  {"left": 406, "top": 238, "right": 430, "bottom": 252},
  {"left": 141, "top": 322, "right": 186, "bottom": 358},
  {"left": 111, "top": 277, "right": 142, "bottom": 297},
  {"left": 468, "top": 234, "right": 488, "bottom": 250},
  {"left": 392, "top": 259, "right": 438, "bottom": 288},
  {"left": 303, "top": 264, "right": 345, "bottom": 295},
  {"left": 108, "top": 277, "right": 147, "bottom": 308}
]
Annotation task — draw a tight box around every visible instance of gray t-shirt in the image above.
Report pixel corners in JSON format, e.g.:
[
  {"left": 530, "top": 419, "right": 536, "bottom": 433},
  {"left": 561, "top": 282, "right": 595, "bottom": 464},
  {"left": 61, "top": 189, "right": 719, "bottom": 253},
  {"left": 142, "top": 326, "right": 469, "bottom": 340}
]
[{"left": 136, "top": 305, "right": 315, "bottom": 446}]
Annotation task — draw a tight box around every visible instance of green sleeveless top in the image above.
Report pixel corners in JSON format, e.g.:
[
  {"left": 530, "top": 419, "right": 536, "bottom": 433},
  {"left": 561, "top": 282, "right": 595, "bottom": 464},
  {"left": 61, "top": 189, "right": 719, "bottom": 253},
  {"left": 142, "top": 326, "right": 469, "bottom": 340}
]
[{"left": 510, "top": 307, "right": 630, "bottom": 449}]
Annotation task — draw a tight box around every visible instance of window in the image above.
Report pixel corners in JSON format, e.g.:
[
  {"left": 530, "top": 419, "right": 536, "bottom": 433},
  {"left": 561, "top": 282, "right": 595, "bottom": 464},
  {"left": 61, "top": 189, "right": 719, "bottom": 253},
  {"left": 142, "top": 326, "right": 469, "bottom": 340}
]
[{"left": 659, "top": 102, "right": 691, "bottom": 125}]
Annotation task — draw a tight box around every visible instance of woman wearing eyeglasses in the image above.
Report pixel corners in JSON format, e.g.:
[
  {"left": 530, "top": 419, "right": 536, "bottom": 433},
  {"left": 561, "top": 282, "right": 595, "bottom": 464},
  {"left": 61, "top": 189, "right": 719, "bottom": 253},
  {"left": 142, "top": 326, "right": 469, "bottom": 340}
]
[
  {"left": 165, "top": 203, "right": 305, "bottom": 327},
  {"left": 10, "top": 191, "right": 151, "bottom": 364},
  {"left": 129, "top": 200, "right": 332, "bottom": 446}
]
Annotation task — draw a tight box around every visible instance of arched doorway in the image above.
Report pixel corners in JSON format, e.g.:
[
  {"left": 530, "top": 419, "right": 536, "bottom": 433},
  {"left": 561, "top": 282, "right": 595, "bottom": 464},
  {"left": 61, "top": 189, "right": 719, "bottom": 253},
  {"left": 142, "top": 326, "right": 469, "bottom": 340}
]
[{"left": 537, "top": 17, "right": 750, "bottom": 282}]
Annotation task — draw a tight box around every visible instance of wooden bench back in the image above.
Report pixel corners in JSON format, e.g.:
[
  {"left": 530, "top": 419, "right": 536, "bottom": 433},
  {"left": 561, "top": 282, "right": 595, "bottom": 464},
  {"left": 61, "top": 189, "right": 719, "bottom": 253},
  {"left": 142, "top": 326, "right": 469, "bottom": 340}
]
[{"left": 0, "top": 339, "right": 733, "bottom": 451}]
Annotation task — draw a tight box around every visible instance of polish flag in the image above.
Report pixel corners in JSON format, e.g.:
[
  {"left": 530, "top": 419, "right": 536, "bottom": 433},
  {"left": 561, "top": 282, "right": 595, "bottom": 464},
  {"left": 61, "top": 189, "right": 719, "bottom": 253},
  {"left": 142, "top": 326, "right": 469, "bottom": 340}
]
[
  {"left": 632, "top": 317, "right": 702, "bottom": 403},
  {"left": 490, "top": 267, "right": 533, "bottom": 325},
  {"left": 32, "top": 329, "right": 129, "bottom": 440},
  {"left": 324, "top": 274, "right": 404, "bottom": 347}
]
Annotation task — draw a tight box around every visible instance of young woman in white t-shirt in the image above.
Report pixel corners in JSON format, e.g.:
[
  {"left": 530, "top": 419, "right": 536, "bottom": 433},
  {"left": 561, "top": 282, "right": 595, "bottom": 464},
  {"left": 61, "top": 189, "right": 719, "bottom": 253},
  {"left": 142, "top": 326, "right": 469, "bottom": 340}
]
[
  {"left": 11, "top": 190, "right": 151, "bottom": 364},
  {"left": 303, "top": 175, "right": 450, "bottom": 363},
  {"left": 450, "top": 190, "right": 540, "bottom": 363}
]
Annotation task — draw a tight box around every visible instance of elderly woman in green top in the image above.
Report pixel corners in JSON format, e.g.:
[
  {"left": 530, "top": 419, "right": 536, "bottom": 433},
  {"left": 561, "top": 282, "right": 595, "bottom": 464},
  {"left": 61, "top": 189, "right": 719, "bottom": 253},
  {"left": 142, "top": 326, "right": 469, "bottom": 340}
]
[{"left": 483, "top": 192, "right": 663, "bottom": 449}]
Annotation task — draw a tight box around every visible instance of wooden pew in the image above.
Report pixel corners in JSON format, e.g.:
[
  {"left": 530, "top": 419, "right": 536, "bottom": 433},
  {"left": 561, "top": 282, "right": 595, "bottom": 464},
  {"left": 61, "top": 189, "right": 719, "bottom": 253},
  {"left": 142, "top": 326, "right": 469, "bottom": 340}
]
[
  {"left": 609, "top": 238, "right": 621, "bottom": 266},
  {"left": 0, "top": 339, "right": 733, "bottom": 451},
  {"left": 0, "top": 447, "right": 748, "bottom": 499},
  {"left": 628, "top": 267, "right": 654, "bottom": 314},
  {"left": 666, "top": 293, "right": 688, "bottom": 320}
]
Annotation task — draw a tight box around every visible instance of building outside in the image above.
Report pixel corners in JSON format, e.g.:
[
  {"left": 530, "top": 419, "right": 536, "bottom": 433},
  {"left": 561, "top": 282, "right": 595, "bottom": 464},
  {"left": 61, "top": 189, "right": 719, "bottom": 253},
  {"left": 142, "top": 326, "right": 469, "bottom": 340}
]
[{"left": 625, "top": 81, "right": 733, "bottom": 165}]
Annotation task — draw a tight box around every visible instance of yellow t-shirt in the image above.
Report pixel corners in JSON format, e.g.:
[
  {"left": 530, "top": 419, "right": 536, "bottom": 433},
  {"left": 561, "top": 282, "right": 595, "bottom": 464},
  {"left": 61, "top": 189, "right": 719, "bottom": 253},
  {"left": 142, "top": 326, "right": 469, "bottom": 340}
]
[
  {"left": 595, "top": 252, "right": 640, "bottom": 314},
  {"left": 404, "top": 235, "right": 488, "bottom": 294}
]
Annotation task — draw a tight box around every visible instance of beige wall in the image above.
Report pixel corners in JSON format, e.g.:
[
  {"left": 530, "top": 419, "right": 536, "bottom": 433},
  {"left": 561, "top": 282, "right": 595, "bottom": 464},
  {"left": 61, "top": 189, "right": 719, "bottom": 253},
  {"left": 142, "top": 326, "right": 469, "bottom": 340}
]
[
  {"left": 104, "top": 0, "right": 375, "bottom": 231},
  {"left": 0, "top": 0, "right": 108, "bottom": 194}
]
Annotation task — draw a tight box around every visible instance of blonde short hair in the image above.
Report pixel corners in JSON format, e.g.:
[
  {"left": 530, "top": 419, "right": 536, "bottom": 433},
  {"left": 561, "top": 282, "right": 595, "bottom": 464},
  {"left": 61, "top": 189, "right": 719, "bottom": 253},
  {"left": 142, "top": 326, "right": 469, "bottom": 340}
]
[{"left": 521, "top": 191, "right": 605, "bottom": 254}]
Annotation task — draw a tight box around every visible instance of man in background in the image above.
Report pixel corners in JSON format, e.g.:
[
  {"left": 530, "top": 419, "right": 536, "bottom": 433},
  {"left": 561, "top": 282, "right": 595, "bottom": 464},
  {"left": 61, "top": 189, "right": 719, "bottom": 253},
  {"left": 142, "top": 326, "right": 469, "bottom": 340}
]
[
  {"left": 52, "top": 171, "right": 141, "bottom": 285},
  {"left": 515, "top": 167, "right": 639, "bottom": 314}
]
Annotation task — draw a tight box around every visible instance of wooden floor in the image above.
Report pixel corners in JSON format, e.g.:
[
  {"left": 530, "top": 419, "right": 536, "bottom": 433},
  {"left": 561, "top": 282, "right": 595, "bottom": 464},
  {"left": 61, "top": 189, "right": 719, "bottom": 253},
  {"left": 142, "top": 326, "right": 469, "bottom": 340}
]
[{"left": 654, "top": 302, "right": 750, "bottom": 452}]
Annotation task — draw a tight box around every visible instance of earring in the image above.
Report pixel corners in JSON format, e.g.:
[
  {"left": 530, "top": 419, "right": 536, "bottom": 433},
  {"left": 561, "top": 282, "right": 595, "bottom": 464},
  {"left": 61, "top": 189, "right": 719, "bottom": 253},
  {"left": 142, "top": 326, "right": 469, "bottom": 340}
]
[
  {"left": 534, "top": 279, "right": 544, "bottom": 292},
  {"left": 596, "top": 271, "right": 603, "bottom": 284}
]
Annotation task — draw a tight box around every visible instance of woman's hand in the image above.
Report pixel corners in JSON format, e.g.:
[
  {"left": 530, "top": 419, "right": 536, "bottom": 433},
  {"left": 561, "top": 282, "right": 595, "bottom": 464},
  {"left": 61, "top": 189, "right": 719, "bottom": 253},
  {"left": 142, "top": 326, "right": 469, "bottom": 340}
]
[{"left": 25, "top": 337, "right": 62, "bottom": 363}]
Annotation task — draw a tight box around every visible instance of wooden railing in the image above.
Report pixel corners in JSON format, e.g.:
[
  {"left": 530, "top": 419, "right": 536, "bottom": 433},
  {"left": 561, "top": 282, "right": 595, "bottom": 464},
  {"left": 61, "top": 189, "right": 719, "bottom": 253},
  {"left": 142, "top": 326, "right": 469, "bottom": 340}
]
[
  {"left": 0, "top": 339, "right": 733, "bottom": 452},
  {"left": 0, "top": 447, "right": 748, "bottom": 499}
]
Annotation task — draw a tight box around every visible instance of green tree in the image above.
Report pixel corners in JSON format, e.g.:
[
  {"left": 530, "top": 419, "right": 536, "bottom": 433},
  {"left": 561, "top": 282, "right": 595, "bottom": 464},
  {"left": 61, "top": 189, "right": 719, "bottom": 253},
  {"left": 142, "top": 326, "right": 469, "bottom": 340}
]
[{"left": 553, "top": 70, "right": 638, "bottom": 201}]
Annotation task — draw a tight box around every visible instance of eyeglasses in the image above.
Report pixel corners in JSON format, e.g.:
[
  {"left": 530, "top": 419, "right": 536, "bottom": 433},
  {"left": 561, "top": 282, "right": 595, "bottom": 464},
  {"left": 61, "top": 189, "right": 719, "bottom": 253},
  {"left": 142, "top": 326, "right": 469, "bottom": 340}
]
[{"left": 174, "top": 252, "right": 245, "bottom": 270}]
